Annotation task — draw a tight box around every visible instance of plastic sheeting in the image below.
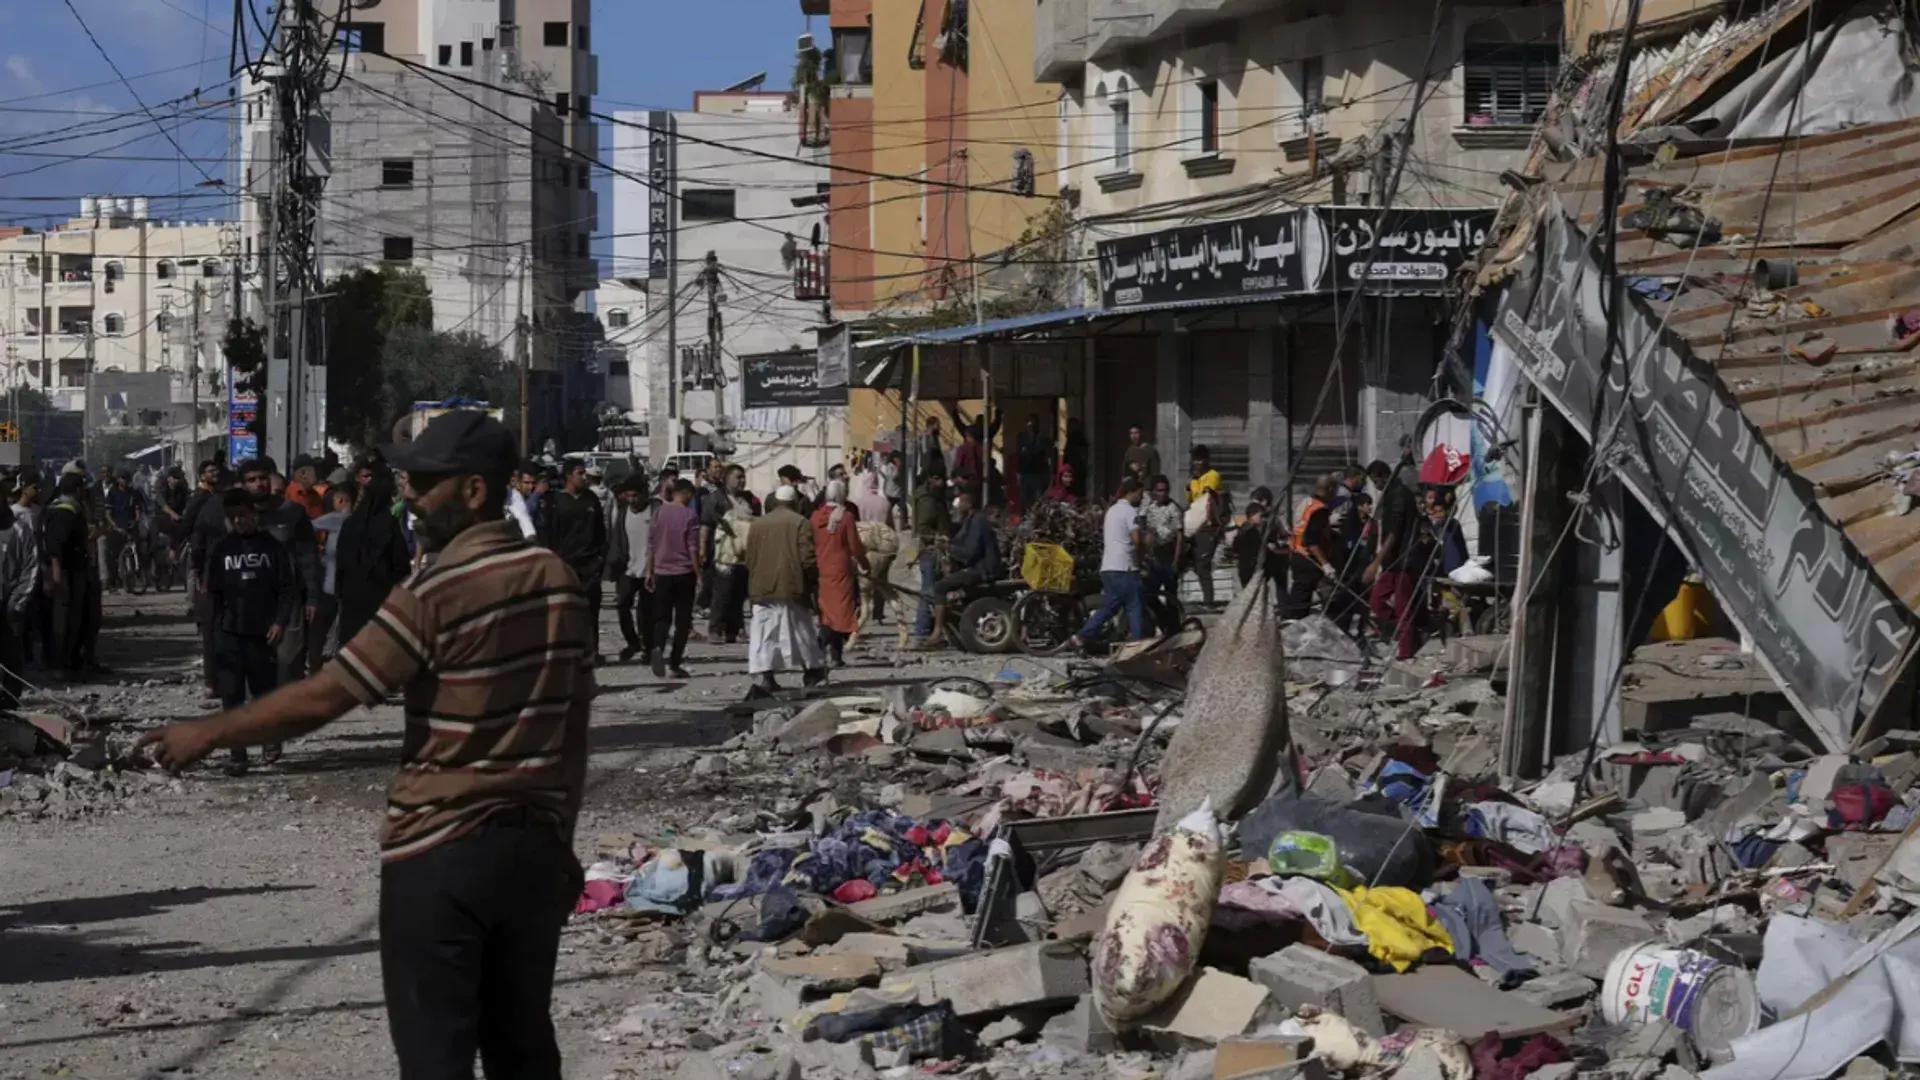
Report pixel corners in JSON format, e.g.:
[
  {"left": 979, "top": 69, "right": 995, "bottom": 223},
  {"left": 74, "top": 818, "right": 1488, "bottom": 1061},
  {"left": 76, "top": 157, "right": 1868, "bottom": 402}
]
[{"left": 1695, "top": 3, "right": 1920, "bottom": 139}]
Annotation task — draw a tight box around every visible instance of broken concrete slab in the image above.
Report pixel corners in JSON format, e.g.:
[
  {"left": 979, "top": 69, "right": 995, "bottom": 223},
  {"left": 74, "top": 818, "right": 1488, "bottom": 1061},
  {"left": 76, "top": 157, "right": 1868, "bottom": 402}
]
[
  {"left": 1513, "top": 971, "right": 1597, "bottom": 1008},
  {"left": 1078, "top": 841, "right": 1140, "bottom": 893},
  {"left": 1248, "top": 945, "right": 1383, "bottom": 1036},
  {"left": 759, "top": 952, "right": 882, "bottom": 994},
  {"left": 845, "top": 882, "right": 959, "bottom": 924},
  {"left": 1509, "top": 922, "right": 1561, "bottom": 966},
  {"left": 1372, "top": 965, "right": 1575, "bottom": 1040},
  {"left": 772, "top": 700, "right": 843, "bottom": 749},
  {"left": 1829, "top": 832, "right": 1903, "bottom": 891},
  {"left": 1042, "top": 993, "right": 1119, "bottom": 1054},
  {"left": 1139, "top": 968, "right": 1279, "bottom": 1048},
  {"left": 894, "top": 940, "right": 1089, "bottom": 1017},
  {"left": 1564, "top": 899, "right": 1656, "bottom": 978}
]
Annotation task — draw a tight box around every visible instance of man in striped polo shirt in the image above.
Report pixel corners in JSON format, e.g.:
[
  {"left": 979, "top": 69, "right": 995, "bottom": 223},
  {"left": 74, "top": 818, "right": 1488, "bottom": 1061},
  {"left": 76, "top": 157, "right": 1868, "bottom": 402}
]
[{"left": 140, "top": 411, "right": 592, "bottom": 1080}]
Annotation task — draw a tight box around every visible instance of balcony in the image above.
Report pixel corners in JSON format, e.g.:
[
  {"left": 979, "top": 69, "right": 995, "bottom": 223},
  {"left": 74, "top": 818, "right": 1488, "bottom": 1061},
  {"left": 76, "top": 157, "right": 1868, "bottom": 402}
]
[
  {"left": 798, "top": 0, "right": 829, "bottom": 13},
  {"left": 794, "top": 250, "right": 828, "bottom": 302},
  {"left": 1035, "top": 0, "right": 1089, "bottom": 83}
]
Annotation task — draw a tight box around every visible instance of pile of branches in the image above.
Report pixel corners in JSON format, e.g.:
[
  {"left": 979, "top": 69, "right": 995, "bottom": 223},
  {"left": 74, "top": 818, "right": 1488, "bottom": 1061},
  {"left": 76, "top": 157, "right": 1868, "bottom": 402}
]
[{"left": 1001, "top": 499, "right": 1105, "bottom": 580}]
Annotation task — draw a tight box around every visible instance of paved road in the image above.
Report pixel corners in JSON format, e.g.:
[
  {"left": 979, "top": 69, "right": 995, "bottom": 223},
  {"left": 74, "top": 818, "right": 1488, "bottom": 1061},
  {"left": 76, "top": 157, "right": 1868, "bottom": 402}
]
[{"left": 0, "top": 587, "right": 991, "bottom": 1079}]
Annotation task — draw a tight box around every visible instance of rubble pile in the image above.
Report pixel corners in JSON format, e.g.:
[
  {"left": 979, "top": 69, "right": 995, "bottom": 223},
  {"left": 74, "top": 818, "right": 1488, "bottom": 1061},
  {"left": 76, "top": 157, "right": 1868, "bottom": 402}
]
[
  {"left": 571, "top": 618, "right": 1920, "bottom": 1080},
  {"left": 0, "top": 703, "right": 181, "bottom": 820}
]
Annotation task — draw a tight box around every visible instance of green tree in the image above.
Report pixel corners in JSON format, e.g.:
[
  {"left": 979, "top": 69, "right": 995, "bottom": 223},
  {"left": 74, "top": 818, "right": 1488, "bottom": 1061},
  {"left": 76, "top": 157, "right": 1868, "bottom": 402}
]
[
  {"left": 324, "top": 266, "right": 432, "bottom": 446},
  {"left": 381, "top": 325, "right": 520, "bottom": 432}
]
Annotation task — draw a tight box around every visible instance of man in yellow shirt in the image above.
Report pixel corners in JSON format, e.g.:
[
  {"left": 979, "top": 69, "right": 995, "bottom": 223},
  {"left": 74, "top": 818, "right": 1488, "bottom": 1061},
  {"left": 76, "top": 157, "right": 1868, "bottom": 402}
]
[{"left": 1184, "top": 445, "right": 1225, "bottom": 607}]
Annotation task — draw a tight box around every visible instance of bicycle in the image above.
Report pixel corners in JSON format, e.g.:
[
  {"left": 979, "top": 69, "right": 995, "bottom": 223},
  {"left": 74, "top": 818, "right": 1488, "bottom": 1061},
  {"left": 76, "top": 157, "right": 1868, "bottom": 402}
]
[{"left": 114, "top": 522, "right": 152, "bottom": 596}]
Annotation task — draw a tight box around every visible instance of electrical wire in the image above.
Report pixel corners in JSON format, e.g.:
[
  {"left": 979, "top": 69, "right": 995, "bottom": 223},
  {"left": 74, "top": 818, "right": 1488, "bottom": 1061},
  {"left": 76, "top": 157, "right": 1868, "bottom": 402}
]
[{"left": 60, "top": 0, "right": 223, "bottom": 189}]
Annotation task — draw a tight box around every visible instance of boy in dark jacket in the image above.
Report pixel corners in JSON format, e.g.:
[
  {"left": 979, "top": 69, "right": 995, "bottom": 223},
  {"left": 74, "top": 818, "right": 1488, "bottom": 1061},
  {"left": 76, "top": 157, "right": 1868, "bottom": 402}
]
[{"left": 207, "top": 488, "right": 295, "bottom": 776}]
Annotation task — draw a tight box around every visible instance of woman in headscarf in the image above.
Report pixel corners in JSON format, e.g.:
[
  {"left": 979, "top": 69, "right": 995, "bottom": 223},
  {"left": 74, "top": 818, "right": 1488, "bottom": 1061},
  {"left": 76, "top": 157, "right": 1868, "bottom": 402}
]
[
  {"left": 1043, "top": 462, "right": 1080, "bottom": 506},
  {"left": 332, "top": 462, "right": 412, "bottom": 647},
  {"left": 809, "top": 478, "right": 869, "bottom": 667},
  {"left": 850, "top": 467, "right": 900, "bottom": 630}
]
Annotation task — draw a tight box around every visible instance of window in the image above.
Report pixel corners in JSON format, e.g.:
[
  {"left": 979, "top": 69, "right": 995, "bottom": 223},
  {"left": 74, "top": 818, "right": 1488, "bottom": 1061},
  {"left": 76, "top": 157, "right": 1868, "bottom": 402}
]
[
  {"left": 383, "top": 236, "right": 414, "bottom": 262},
  {"left": 607, "top": 308, "right": 629, "bottom": 328},
  {"left": 555, "top": 92, "right": 569, "bottom": 116},
  {"left": 1300, "top": 56, "right": 1326, "bottom": 134},
  {"left": 202, "top": 258, "right": 222, "bottom": 277},
  {"left": 1463, "top": 43, "right": 1557, "bottom": 127},
  {"left": 102, "top": 313, "right": 124, "bottom": 334},
  {"left": 438, "top": 44, "right": 452, "bottom": 66},
  {"left": 1198, "top": 79, "right": 1220, "bottom": 153},
  {"left": 577, "top": 25, "right": 589, "bottom": 50},
  {"left": 1058, "top": 94, "right": 1073, "bottom": 177},
  {"left": 155, "top": 312, "right": 172, "bottom": 334},
  {"left": 156, "top": 260, "right": 175, "bottom": 281},
  {"left": 576, "top": 233, "right": 589, "bottom": 258},
  {"left": 1104, "top": 78, "right": 1132, "bottom": 172},
  {"left": 544, "top": 21, "right": 568, "bottom": 47},
  {"left": 577, "top": 164, "right": 590, "bottom": 190},
  {"left": 103, "top": 261, "right": 123, "bottom": 293},
  {"left": 833, "top": 28, "right": 873, "bottom": 85},
  {"left": 340, "top": 22, "right": 385, "bottom": 54},
  {"left": 683, "top": 188, "right": 736, "bottom": 221},
  {"left": 382, "top": 158, "right": 415, "bottom": 188},
  {"left": 459, "top": 41, "right": 473, "bottom": 67},
  {"left": 577, "top": 95, "right": 590, "bottom": 116},
  {"left": 482, "top": 36, "right": 494, "bottom": 52}
]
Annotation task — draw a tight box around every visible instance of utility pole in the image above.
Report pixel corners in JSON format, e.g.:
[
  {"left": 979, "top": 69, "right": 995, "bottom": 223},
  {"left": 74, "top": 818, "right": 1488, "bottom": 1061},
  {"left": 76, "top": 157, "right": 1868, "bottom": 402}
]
[
  {"left": 189, "top": 280, "right": 204, "bottom": 472},
  {"left": 516, "top": 243, "right": 530, "bottom": 450},
  {"left": 257, "top": 0, "right": 330, "bottom": 467},
  {"left": 703, "top": 250, "right": 726, "bottom": 440},
  {"left": 81, "top": 323, "right": 95, "bottom": 466}
]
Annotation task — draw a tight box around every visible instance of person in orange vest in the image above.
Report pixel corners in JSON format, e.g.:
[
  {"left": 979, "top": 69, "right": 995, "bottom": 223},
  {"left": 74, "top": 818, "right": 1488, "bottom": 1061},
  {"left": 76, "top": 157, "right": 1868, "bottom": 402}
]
[{"left": 1283, "top": 473, "right": 1342, "bottom": 619}]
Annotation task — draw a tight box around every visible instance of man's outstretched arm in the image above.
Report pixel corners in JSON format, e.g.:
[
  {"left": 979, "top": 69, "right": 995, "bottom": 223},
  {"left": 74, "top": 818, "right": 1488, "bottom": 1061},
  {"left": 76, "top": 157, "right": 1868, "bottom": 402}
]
[{"left": 139, "top": 672, "right": 361, "bottom": 771}]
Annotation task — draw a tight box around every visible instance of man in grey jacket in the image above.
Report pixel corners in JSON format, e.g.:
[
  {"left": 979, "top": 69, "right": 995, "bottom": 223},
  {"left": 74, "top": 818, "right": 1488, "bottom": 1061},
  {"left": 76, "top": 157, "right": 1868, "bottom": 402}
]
[{"left": 0, "top": 473, "right": 39, "bottom": 707}]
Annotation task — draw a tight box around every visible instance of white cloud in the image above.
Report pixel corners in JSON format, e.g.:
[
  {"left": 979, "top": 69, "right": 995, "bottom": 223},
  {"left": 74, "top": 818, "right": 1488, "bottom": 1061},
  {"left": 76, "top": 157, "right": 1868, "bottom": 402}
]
[{"left": 4, "top": 54, "right": 42, "bottom": 93}]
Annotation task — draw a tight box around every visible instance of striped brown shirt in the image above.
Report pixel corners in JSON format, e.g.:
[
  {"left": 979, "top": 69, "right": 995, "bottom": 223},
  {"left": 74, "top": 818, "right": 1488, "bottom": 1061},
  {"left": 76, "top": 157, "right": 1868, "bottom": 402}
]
[{"left": 323, "top": 520, "right": 594, "bottom": 862}]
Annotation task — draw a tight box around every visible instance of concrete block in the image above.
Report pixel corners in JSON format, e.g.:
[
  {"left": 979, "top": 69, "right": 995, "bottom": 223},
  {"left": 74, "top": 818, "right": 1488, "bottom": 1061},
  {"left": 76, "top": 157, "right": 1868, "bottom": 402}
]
[
  {"left": 1829, "top": 832, "right": 1902, "bottom": 890},
  {"left": 845, "top": 882, "right": 959, "bottom": 923},
  {"left": 895, "top": 940, "right": 1089, "bottom": 1017},
  {"left": 1514, "top": 971, "right": 1597, "bottom": 1007},
  {"left": 1508, "top": 922, "right": 1561, "bottom": 967},
  {"left": 1630, "top": 807, "right": 1688, "bottom": 842},
  {"left": 1078, "top": 841, "right": 1140, "bottom": 893},
  {"left": 1564, "top": 899, "right": 1655, "bottom": 978},
  {"left": 759, "top": 953, "right": 881, "bottom": 994},
  {"left": 1373, "top": 966, "right": 1575, "bottom": 1040},
  {"left": 751, "top": 970, "right": 804, "bottom": 1022},
  {"left": 1248, "top": 945, "right": 1383, "bottom": 1036},
  {"left": 791, "top": 1037, "right": 873, "bottom": 1074},
  {"left": 1140, "top": 968, "right": 1279, "bottom": 1048},
  {"left": 1168, "top": 1049, "right": 1218, "bottom": 1080},
  {"left": 772, "top": 700, "right": 842, "bottom": 749},
  {"left": 1530, "top": 875, "right": 1588, "bottom": 930},
  {"left": 672, "top": 1051, "right": 727, "bottom": 1080},
  {"left": 1042, "top": 993, "right": 1118, "bottom": 1054}
]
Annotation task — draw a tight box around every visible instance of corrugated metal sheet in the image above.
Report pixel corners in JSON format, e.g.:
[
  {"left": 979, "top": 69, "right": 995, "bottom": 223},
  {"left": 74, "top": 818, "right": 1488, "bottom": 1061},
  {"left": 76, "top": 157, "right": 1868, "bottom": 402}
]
[{"left": 1547, "top": 115, "right": 1920, "bottom": 611}]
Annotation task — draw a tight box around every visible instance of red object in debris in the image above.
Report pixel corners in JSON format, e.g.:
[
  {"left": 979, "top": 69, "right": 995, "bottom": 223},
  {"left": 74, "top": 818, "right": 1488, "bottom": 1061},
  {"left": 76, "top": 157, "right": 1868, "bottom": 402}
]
[
  {"left": 832, "top": 879, "right": 879, "bottom": 904},
  {"left": 1419, "top": 444, "right": 1472, "bottom": 486}
]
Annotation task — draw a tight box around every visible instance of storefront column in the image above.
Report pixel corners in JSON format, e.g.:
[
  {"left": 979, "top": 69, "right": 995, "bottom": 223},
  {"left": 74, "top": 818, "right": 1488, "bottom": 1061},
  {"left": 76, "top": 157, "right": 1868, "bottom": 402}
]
[
  {"left": 1077, "top": 338, "right": 1096, "bottom": 492},
  {"left": 1155, "top": 316, "right": 1190, "bottom": 478},
  {"left": 1247, "top": 322, "right": 1288, "bottom": 493}
]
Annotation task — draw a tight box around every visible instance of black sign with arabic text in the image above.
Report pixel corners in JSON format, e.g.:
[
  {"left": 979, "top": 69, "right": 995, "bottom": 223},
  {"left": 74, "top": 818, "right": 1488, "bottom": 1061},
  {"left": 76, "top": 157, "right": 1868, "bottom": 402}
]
[
  {"left": 742, "top": 350, "right": 849, "bottom": 409},
  {"left": 1095, "top": 207, "right": 1494, "bottom": 310}
]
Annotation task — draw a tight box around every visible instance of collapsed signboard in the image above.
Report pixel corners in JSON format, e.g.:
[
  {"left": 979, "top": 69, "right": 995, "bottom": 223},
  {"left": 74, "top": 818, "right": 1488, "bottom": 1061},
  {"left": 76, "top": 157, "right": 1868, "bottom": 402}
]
[
  {"left": 1491, "top": 202, "right": 1913, "bottom": 750},
  {"left": 1096, "top": 206, "right": 1492, "bottom": 310}
]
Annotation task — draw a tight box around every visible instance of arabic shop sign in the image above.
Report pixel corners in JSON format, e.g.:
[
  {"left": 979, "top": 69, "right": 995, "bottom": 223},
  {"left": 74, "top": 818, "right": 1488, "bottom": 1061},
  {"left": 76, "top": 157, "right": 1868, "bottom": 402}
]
[
  {"left": 1095, "top": 207, "right": 1493, "bottom": 310},
  {"left": 742, "top": 350, "right": 849, "bottom": 409},
  {"left": 1492, "top": 201, "right": 1913, "bottom": 751}
]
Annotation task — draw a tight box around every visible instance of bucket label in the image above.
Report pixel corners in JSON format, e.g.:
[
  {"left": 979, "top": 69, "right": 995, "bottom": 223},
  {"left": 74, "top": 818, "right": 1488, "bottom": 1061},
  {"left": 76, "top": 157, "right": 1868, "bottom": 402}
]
[{"left": 1623, "top": 952, "right": 1721, "bottom": 1031}]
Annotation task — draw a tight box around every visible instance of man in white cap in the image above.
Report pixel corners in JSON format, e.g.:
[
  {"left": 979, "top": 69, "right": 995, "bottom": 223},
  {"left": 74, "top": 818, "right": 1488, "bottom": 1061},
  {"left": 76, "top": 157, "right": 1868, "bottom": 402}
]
[{"left": 741, "top": 484, "right": 825, "bottom": 697}]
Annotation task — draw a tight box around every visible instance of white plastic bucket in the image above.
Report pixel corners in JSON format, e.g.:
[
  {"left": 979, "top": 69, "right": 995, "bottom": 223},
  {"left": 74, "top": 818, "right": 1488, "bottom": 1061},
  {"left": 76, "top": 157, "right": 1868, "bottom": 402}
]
[{"left": 1602, "top": 940, "right": 1760, "bottom": 1059}]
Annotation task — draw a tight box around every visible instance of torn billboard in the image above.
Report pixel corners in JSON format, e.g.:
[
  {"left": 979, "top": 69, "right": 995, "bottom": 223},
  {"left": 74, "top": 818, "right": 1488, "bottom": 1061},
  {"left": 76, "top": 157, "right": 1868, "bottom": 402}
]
[{"left": 1491, "top": 201, "right": 1912, "bottom": 749}]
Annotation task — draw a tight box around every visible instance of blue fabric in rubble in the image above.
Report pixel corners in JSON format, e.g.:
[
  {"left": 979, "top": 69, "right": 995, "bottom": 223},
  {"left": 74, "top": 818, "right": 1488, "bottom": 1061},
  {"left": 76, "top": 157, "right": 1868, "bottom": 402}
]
[{"left": 705, "top": 809, "right": 988, "bottom": 909}]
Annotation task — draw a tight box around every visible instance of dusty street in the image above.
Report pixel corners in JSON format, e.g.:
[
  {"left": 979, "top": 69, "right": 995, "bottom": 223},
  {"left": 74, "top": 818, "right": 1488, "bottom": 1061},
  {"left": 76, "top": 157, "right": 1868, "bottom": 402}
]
[{"left": 1, "top": 588, "right": 1000, "bottom": 1080}]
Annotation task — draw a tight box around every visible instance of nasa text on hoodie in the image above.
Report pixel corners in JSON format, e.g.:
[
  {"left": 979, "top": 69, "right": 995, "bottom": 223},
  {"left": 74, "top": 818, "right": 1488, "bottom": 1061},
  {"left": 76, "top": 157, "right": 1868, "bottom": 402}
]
[{"left": 207, "top": 530, "right": 296, "bottom": 638}]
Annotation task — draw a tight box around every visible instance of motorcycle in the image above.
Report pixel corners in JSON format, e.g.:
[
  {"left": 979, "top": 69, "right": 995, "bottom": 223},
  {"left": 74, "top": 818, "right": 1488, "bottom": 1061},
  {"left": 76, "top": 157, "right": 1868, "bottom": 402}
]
[
  {"left": 938, "top": 577, "right": 1028, "bottom": 655},
  {"left": 1013, "top": 568, "right": 1183, "bottom": 656}
]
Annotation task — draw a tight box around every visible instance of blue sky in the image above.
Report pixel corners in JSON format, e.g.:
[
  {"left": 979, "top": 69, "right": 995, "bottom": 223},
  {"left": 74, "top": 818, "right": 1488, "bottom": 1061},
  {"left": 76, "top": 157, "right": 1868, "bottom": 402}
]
[{"left": 0, "top": 1, "right": 806, "bottom": 228}]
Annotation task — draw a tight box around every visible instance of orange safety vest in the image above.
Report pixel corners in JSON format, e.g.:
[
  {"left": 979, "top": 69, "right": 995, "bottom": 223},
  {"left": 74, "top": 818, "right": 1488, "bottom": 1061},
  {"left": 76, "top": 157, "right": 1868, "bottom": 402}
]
[{"left": 1291, "top": 496, "right": 1326, "bottom": 555}]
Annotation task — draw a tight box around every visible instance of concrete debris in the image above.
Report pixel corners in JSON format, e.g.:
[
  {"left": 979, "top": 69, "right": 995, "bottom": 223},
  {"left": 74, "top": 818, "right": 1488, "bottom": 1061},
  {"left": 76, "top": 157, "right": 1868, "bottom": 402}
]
[{"left": 1249, "top": 946, "right": 1383, "bottom": 1037}]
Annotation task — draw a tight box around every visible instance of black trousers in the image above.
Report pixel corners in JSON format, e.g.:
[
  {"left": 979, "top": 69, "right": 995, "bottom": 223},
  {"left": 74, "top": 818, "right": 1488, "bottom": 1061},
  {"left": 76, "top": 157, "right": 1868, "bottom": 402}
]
[
  {"left": 1282, "top": 553, "right": 1324, "bottom": 619},
  {"left": 613, "top": 575, "right": 654, "bottom": 654},
  {"left": 307, "top": 594, "right": 338, "bottom": 671},
  {"left": 650, "top": 572, "right": 695, "bottom": 665},
  {"left": 215, "top": 630, "right": 277, "bottom": 764},
  {"left": 579, "top": 578, "right": 603, "bottom": 655},
  {"left": 0, "top": 609, "right": 23, "bottom": 710},
  {"left": 380, "top": 816, "right": 581, "bottom": 1080},
  {"left": 50, "top": 575, "right": 100, "bottom": 674},
  {"left": 708, "top": 564, "right": 747, "bottom": 641}
]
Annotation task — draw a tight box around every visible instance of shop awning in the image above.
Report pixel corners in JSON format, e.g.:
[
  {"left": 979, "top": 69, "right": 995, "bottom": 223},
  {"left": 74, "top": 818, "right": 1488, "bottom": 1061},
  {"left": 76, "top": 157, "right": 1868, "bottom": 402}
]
[{"left": 860, "top": 306, "right": 1101, "bottom": 350}]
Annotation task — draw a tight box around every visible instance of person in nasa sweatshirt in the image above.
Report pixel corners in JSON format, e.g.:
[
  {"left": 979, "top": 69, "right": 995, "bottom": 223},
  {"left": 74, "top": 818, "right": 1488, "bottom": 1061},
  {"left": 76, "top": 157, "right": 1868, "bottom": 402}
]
[{"left": 207, "top": 487, "right": 295, "bottom": 776}]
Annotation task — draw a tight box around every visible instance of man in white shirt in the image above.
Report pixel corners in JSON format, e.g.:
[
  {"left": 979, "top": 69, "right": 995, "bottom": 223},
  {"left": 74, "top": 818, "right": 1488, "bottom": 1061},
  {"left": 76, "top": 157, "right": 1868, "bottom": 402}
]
[
  {"left": 506, "top": 463, "right": 539, "bottom": 540},
  {"left": 1070, "top": 478, "right": 1147, "bottom": 651},
  {"left": 607, "top": 477, "right": 654, "bottom": 664}
]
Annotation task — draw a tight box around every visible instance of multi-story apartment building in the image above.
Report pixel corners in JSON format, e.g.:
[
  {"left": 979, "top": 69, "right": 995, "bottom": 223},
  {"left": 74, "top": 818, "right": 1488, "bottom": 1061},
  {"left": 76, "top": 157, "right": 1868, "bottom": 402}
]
[
  {"left": 238, "top": 0, "right": 596, "bottom": 449},
  {"left": 607, "top": 87, "right": 837, "bottom": 487},
  {"left": 802, "top": 0, "right": 1062, "bottom": 316},
  {"left": 0, "top": 199, "right": 235, "bottom": 465},
  {"left": 0, "top": 199, "right": 232, "bottom": 392},
  {"left": 1027, "top": 0, "right": 1556, "bottom": 496}
]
